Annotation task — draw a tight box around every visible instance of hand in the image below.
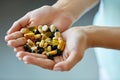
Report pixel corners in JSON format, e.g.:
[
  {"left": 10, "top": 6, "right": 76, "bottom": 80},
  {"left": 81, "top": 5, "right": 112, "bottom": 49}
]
[
  {"left": 7, "top": 5, "right": 73, "bottom": 34},
  {"left": 5, "top": 27, "right": 88, "bottom": 71}
]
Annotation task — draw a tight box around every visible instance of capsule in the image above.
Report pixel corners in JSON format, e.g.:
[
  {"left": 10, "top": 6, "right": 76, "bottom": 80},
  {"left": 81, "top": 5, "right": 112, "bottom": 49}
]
[
  {"left": 47, "top": 53, "right": 54, "bottom": 60},
  {"left": 47, "top": 50, "right": 57, "bottom": 55},
  {"left": 28, "top": 26, "right": 37, "bottom": 32},
  {"left": 39, "top": 40, "right": 45, "bottom": 47},
  {"left": 50, "top": 25, "right": 56, "bottom": 32},
  {"left": 38, "top": 25, "right": 43, "bottom": 33},
  {"left": 34, "top": 34, "right": 41, "bottom": 40},
  {"left": 47, "top": 46, "right": 52, "bottom": 52},
  {"left": 31, "top": 46, "right": 37, "bottom": 53},
  {"left": 57, "top": 39, "right": 64, "bottom": 50},
  {"left": 52, "top": 39, "right": 59, "bottom": 46},
  {"left": 54, "top": 32, "right": 60, "bottom": 39},
  {"left": 37, "top": 47, "right": 44, "bottom": 54},
  {"left": 27, "top": 39, "right": 35, "bottom": 47},
  {"left": 24, "top": 32, "right": 35, "bottom": 41},
  {"left": 20, "top": 28, "right": 30, "bottom": 34},
  {"left": 43, "top": 42, "right": 48, "bottom": 48},
  {"left": 42, "top": 25, "right": 48, "bottom": 32}
]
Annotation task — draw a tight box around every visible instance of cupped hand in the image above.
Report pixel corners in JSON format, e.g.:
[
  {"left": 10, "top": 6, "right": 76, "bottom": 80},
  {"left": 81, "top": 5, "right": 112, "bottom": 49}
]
[
  {"left": 7, "top": 5, "right": 74, "bottom": 34},
  {"left": 6, "top": 27, "right": 88, "bottom": 71}
]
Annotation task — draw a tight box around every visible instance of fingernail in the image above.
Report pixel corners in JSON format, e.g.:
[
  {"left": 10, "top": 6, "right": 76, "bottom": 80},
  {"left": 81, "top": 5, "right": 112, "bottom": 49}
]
[{"left": 53, "top": 67, "right": 62, "bottom": 71}]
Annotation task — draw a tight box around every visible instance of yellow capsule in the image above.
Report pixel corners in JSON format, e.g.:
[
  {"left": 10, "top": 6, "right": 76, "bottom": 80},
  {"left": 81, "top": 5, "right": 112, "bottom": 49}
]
[
  {"left": 42, "top": 25, "right": 48, "bottom": 32},
  {"left": 45, "top": 38, "right": 51, "bottom": 43},
  {"left": 20, "top": 28, "right": 30, "bottom": 34},
  {"left": 28, "top": 26, "right": 37, "bottom": 32},
  {"left": 27, "top": 39, "right": 35, "bottom": 47},
  {"left": 53, "top": 37, "right": 58, "bottom": 40},
  {"left": 38, "top": 25, "right": 43, "bottom": 33},
  {"left": 34, "top": 34, "right": 41, "bottom": 40},
  {"left": 47, "top": 50, "right": 57, "bottom": 55},
  {"left": 57, "top": 39, "right": 64, "bottom": 50},
  {"left": 24, "top": 32, "right": 35, "bottom": 41},
  {"left": 39, "top": 40, "right": 45, "bottom": 47},
  {"left": 50, "top": 24, "right": 56, "bottom": 32},
  {"left": 31, "top": 46, "right": 37, "bottom": 53},
  {"left": 41, "top": 34, "right": 47, "bottom": 40},
  {"left": 54, "top": 32, "right": 60, "bottom": 38},
  {"left": 47, "top": 46, "right": 52, "bottom": 52},
  {"left": 52, "top": 39, "right": 59, "bottom": 46},
  {"left": 43, "top": 42, "right": 48, "bottom": 48}
]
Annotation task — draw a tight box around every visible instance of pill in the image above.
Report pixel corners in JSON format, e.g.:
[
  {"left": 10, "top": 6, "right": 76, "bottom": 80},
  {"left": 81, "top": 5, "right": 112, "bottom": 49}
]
[
  {"left": 22, "top": 24, "right": 65, "bottom": 60},
  {"left": 24, "top": 32, "right": 35, "bottom": 41},
  {"left": 39, "top": 40, "right": 45, "bottom": 47},
  {"left": 42, "top": 25, "right": 48, "bottom": 32},
  {"left": 47, "top": 53, "right": 54, "bottom": 60},
  {"left": 47, "top": 46, "right": 52, "bottom": 52},
  {"left": 50, "top": 24, "right": 56, "bottom": 32}
]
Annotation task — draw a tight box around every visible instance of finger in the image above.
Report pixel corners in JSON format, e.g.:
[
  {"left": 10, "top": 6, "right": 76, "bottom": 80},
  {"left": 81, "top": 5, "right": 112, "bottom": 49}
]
[
  {"left": 7, "top": 13, "right": 30, "bottom": 34},
  {"left": 54, "top": 56, "right": 64, "bottom": 63},
  {"left": 23, "top": 55, "right": 55, "bottom": 70},
  {"left": 53, "top": 50, "right": 82, "bottom": 71},
  {"left": 16, "top": 51, "right": 47, "bottom": 60},
  {"left": 5, "top": 31, "right": 23, "bottom": 41},
  {"left": 14, "top": 46, "right": 24, "bottom": 53},
  {"left": 7, "top": 37, "right": 27, "bottom": 47}
]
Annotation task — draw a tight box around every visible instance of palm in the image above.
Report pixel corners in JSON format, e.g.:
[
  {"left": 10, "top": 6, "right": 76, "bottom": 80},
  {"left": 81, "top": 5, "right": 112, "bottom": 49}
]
[{"left": 15, "top": 27, "right": 87, "bottom": 71}]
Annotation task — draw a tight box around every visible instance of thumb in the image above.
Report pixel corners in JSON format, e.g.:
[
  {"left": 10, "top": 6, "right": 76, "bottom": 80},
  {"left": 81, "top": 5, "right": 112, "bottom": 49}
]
[{"left": 53, "top": 50, "right": 83, "bottom": 71}]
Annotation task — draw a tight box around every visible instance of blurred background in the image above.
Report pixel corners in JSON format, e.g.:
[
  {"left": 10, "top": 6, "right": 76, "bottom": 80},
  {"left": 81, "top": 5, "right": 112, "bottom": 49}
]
[{"left": 0, "top": 0, "right": 99, "bottom": 80}]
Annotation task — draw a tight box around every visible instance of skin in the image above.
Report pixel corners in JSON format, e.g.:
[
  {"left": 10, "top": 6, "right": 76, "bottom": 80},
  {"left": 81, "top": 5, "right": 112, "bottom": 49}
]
[{"left": 5, "top": 0, "right": 120, "bottom": 71}]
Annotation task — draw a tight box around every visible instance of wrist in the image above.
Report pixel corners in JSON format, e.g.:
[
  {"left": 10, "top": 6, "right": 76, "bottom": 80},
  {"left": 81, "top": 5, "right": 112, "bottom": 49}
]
[{"left": 82, "top": 25, "right": 97, "bottom": 48}]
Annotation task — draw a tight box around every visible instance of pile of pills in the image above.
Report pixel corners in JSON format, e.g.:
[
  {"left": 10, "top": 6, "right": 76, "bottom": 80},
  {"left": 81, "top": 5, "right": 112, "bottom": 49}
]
[{"left": 20, "top": 25, "right": 65, "bottom": 60}]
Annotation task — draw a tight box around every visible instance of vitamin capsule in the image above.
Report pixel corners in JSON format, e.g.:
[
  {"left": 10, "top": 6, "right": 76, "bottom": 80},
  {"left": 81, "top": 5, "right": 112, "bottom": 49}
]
[
  {"left": 52, "top": 39, "right": 59, "bottom": 46},
  {"left": 49, "top": 33, "right": 54, "bottom": 39},
  {"left": 45, "top": 32, "right": 53, "bottom": 37},
  {"left": 42, "top": 25, "right": 48, "bottom": 32},
  {"left": 47, "top": 50, "right": 57, "bottom": 55},
  {"left": 27, "top": 39, "right": 35, "bottom": 47},
  {"left": 28, "top": 26, "right": 37, "bottom": 32},
  {"left": 24, "top": 44, "right": 32, "bottom": 52},
  {"left": 47, "top": 46, "right": 52, "bottom": 52},
  {"left": 43, "top": 42, "right": 48, "bottom": 48},
  {"left": 34, "top": 34, "right": 41, "bottom": 40},
  {"left": 24, "top": 32, "right": 35, "bottom": 41},
  {"left": 56, "top": 49, "right": 62, "bottom": 56},
  {"left": 38, "top": 25, "right": 43, "bottom": 33},
  {"left": 51, "top": 45, "right": 57, "bottom": 50},
  {"left": 45, "top": 38, "right": 51, "bottom": 43},
  {"left": 41, "top": 34, "right": 47, "bottom": 40},
  {"left": 31, "top": 46, "right": 37, "bottom": 53},
  {"left": 50, "top": 25, "right": 56, "bottom": 32},
  {"left": 47, "top": 53, "right": 54, "bottom": 60},
  {"left": 57, "top": 39, "right": 64, "bottom": 50},
  {"left": 39, "top": 40, "right": 45, "bottom": 47},
  {"left": 54, "top": 32, "right": 60, "bottom": 38},
  {"left": 37, "top": 47, "right": 44, "bottom": 54},
  {"left": 20, "top": 28, "right": 30, "bottom": 34}
]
